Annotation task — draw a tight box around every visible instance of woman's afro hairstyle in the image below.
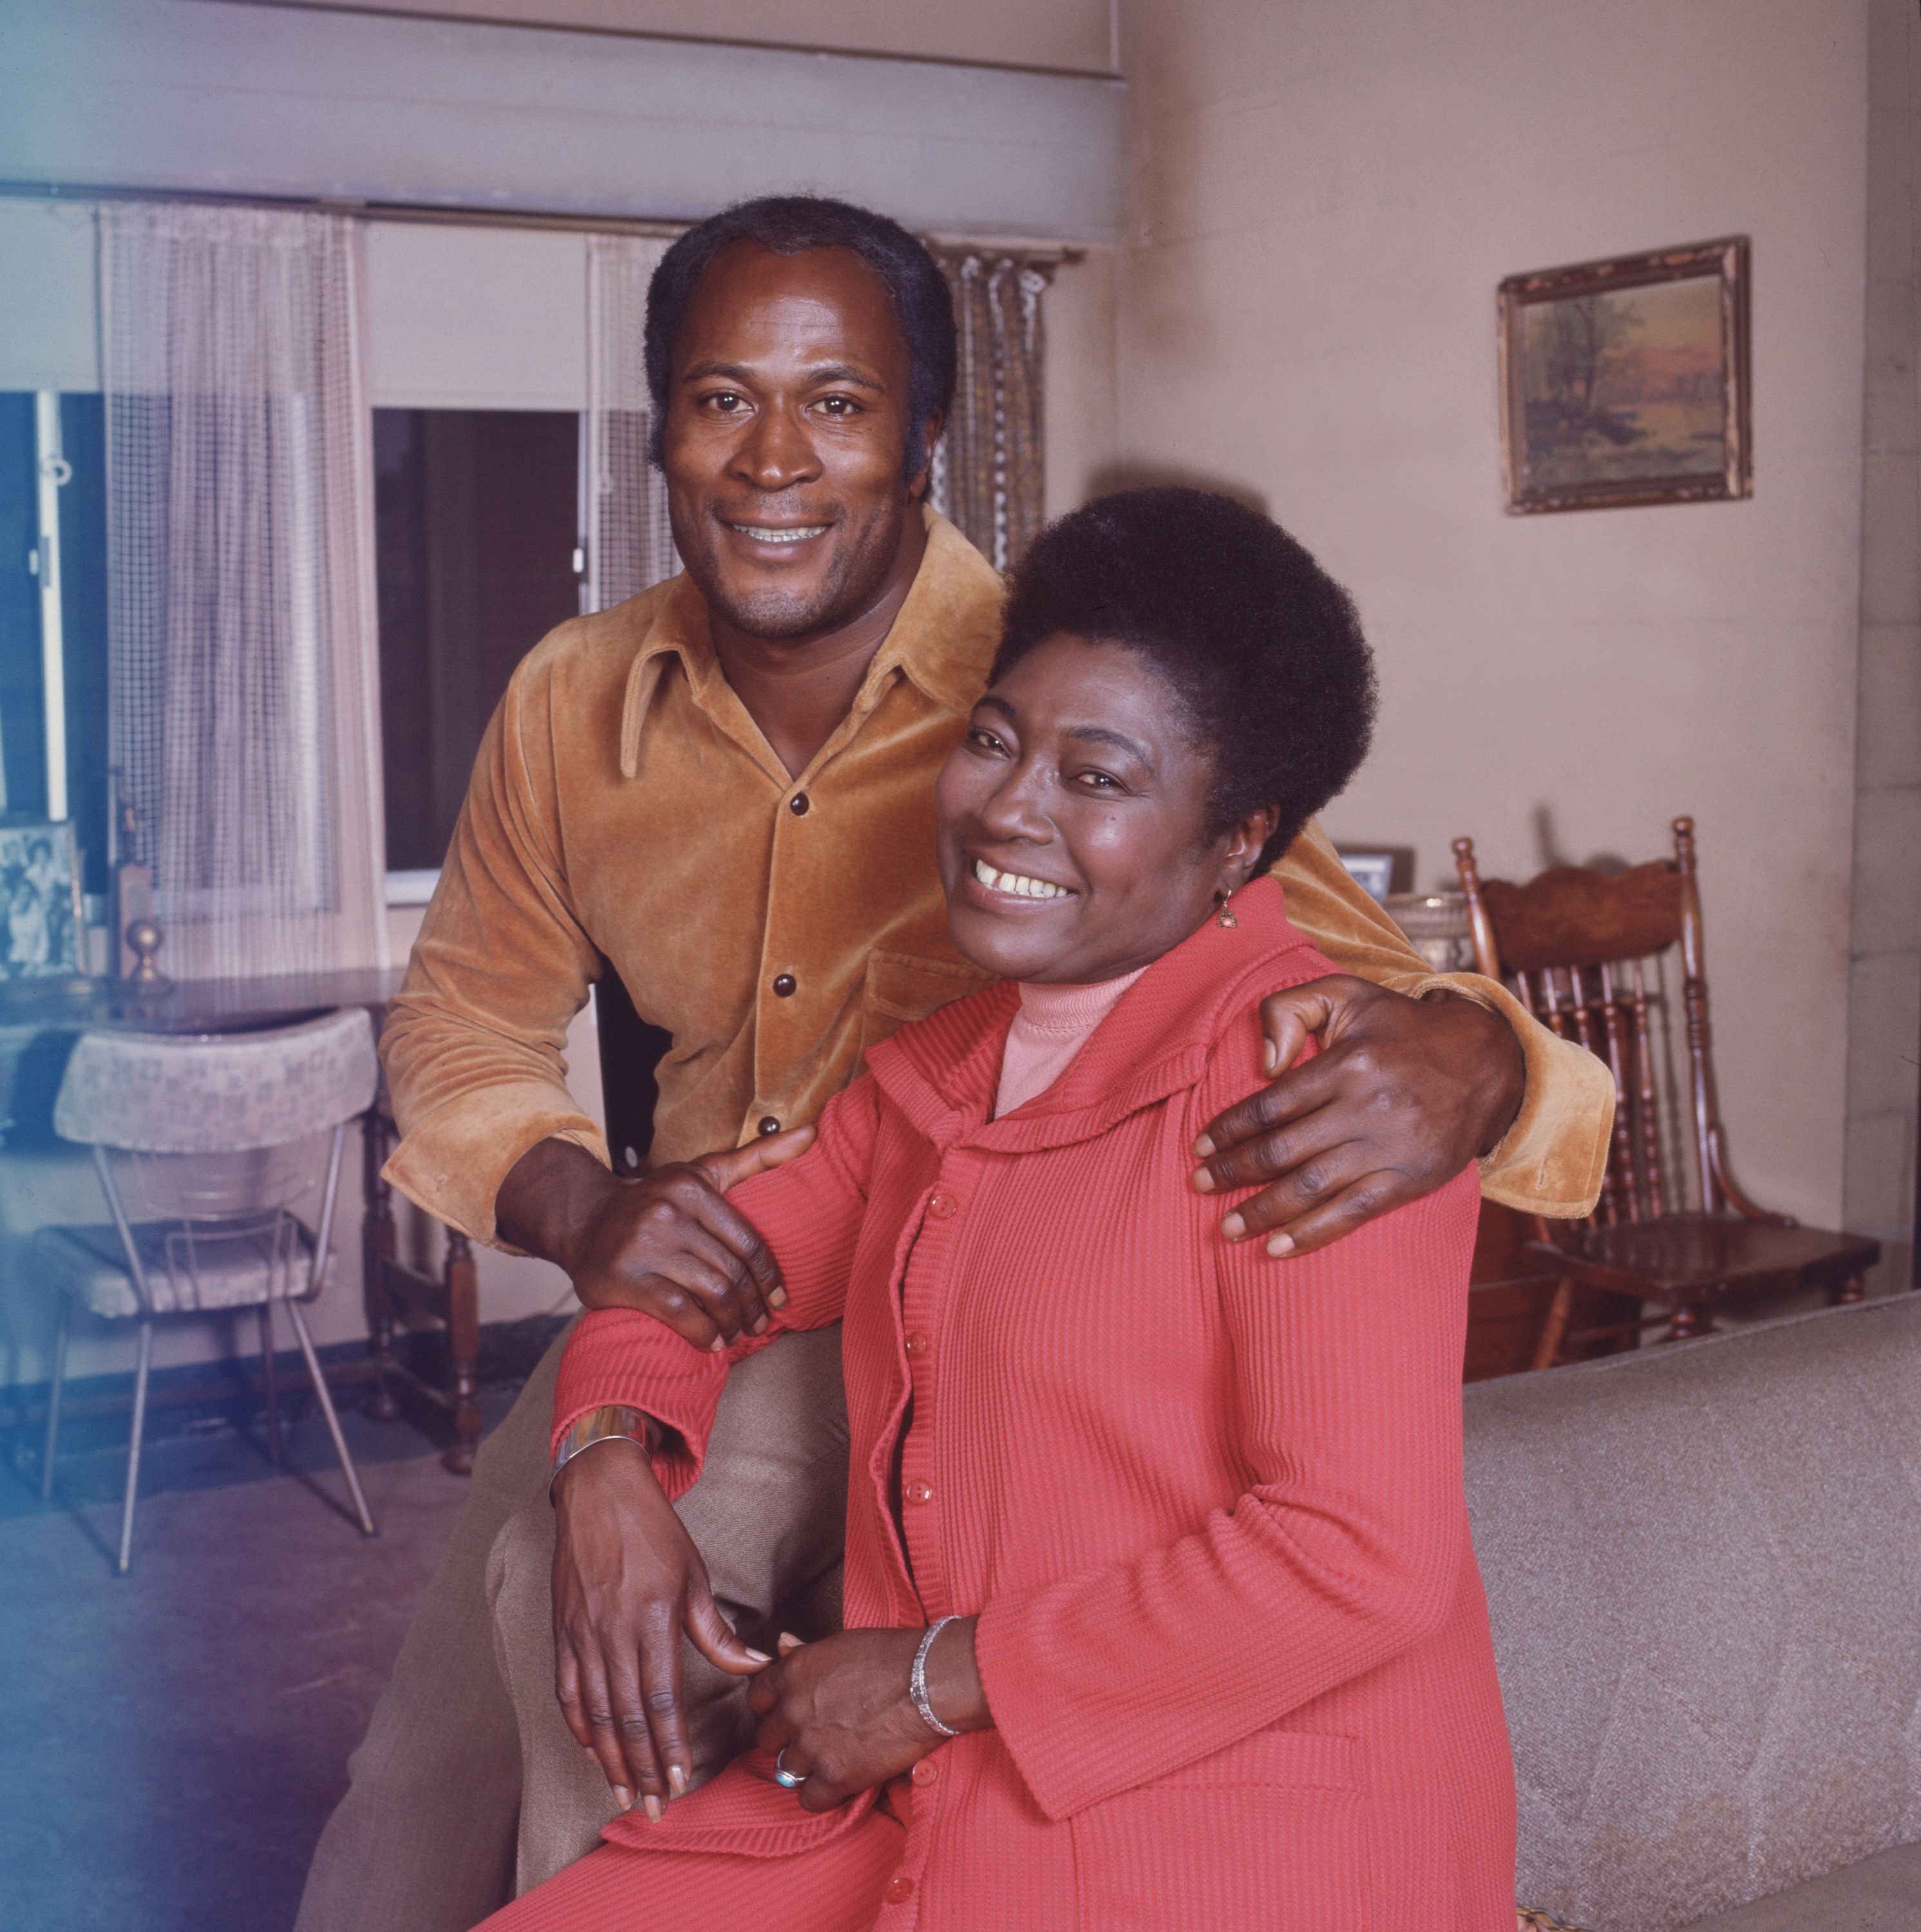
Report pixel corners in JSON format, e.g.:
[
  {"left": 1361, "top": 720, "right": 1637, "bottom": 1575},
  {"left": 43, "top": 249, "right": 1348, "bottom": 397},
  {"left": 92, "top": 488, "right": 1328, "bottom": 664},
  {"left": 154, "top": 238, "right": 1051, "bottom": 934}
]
[
  {"left": 992, "top": 488, "right": 1376, "bottom": 869},
  {"left": 643, "top": 195, "right": 956, "bottom": 478}
]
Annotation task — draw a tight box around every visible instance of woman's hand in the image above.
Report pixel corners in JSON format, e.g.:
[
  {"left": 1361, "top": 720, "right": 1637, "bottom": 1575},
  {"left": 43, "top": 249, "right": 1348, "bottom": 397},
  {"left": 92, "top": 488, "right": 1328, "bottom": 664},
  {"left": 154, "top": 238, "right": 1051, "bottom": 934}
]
[
  {"left": 748, "top": 1620, "right": 991, "bottom": 1813},
  {"left": 498, "top": 1128, "right": 814, "bottom": 1349},
  {"left": 553, "top": 1438, "right": 770, "bottom": 1815}
]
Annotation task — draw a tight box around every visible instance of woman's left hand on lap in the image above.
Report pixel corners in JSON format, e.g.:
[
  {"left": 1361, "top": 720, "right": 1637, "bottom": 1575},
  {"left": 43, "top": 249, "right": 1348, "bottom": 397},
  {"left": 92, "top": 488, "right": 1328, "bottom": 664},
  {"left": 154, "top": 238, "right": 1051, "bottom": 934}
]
[{"left": 749, "top": 1622, "right": 989, "bottom": 1812}]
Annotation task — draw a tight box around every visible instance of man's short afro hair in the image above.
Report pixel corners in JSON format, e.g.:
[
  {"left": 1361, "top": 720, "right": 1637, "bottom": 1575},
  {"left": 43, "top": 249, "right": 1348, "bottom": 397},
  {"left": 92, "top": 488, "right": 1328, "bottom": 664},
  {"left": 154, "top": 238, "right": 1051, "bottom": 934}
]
[
  {"left": 643, "top": 195, "right": 955, "bottom": 477},
  {"left": 993, "top": 488, "right": 1376, "bottom": 867}
]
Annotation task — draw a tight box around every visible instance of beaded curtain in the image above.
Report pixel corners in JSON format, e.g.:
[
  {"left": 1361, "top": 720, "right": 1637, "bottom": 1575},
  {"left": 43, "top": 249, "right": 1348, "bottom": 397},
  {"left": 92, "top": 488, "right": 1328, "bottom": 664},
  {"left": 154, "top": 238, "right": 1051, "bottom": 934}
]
[{"left": 929, "top": 249, "right": 1054, "bottom": 571}]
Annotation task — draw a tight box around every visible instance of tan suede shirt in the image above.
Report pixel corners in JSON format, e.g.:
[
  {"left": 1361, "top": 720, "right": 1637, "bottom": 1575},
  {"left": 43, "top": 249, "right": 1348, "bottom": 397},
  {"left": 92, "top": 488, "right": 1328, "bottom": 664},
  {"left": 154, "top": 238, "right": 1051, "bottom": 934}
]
[{"left": 383, "top": 512, "right": 1612, "bottom": 1245}]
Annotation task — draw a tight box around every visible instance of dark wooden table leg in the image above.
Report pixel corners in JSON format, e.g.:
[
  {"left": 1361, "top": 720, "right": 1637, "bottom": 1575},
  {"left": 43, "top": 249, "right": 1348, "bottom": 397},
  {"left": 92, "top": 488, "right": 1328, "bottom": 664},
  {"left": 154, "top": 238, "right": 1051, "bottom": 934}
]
[
  {"left": 442, "top": 1229, "right": 481, "bottom": 1474},
  {"left": 362, "top": 1102, "right": 401, "bottom": 1422},
  {"left": 1665, "top": 1300, "right": 1708, "bottom": 1341}
]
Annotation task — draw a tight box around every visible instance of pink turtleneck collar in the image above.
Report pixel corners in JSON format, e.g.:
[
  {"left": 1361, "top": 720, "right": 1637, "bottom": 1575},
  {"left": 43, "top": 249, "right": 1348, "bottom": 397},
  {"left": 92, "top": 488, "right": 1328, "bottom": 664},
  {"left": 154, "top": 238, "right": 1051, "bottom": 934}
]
[{"left": 992, "top": 967, "right": 1150, "bottom": 1119}]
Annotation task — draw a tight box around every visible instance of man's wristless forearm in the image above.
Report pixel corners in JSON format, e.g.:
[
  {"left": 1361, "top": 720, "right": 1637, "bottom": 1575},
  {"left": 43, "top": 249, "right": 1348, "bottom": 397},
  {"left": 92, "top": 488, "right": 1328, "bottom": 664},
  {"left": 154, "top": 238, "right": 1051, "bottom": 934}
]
[
  {"left": 1420, "top": 987, "right": 1527, "bottom": 1152},
  {"left": 497, "top": 1135, "right": 623, "bottom": 1274}
]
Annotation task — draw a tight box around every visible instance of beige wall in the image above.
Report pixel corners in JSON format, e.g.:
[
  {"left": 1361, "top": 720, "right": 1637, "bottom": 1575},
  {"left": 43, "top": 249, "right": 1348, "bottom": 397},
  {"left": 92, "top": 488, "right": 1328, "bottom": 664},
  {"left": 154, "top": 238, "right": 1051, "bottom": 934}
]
[
  {"left": 1044, "top": 247, "right": 1121, "bottom": 518},
  {"left": 1109, "top": 0, "right": 1877, "bottom": 1231},
  {"left": 234, "top": 0, "right": 1117, "bottom": 73}
]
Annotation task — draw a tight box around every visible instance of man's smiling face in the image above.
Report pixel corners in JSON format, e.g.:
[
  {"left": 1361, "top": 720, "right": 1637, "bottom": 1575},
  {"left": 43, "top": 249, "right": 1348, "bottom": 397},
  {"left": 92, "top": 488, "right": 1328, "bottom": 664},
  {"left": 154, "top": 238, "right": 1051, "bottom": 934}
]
[{"left": 660, "top": 241, "right": 931, "bottom": 643}]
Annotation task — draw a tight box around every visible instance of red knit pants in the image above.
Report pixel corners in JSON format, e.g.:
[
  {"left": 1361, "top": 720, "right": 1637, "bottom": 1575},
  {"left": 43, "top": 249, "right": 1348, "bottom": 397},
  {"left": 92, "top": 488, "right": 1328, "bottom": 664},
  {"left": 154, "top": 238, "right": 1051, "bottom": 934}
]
[{"left": 473, "top": 1807, "right": 905, "bottom": 1932}]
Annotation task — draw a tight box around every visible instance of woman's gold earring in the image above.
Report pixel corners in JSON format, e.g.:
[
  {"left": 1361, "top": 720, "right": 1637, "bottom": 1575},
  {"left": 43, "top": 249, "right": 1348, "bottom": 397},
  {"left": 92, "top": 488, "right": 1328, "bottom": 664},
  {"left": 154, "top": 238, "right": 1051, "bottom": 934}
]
[{"left": 1216, "top": 891, "right": 1238, "bottom": 929}]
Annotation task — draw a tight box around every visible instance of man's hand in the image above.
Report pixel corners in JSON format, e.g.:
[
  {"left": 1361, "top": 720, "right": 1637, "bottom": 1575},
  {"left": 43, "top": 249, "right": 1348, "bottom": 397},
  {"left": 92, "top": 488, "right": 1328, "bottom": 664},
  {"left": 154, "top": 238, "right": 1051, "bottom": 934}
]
[
  {"left": 1191, "top": 976, "right": 1524, "bottom": 1257},
  {"left": 747, "top": 1620, "right": 990, "bottom": 1814},
  {"left": 497, "top": 1128, "right": 813, "bottom": 1349},
  {"left": 552, "top": 1437, "right": 770, "bottom": 1816}
]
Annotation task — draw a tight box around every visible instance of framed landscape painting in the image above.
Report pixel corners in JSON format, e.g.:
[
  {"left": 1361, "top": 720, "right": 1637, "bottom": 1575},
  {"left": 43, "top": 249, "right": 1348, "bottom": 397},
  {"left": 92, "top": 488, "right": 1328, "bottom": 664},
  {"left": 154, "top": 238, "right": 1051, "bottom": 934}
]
[{"left": 1499, "top": 236, "right": 1751, "bottom": 513}]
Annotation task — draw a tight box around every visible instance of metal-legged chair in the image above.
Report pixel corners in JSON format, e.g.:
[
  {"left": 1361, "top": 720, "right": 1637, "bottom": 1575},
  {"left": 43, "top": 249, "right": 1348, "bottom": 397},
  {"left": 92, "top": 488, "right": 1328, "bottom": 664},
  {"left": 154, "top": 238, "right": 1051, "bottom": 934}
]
[{"left": 32, "top": 1008, "right": 381, "bottom": 1572}]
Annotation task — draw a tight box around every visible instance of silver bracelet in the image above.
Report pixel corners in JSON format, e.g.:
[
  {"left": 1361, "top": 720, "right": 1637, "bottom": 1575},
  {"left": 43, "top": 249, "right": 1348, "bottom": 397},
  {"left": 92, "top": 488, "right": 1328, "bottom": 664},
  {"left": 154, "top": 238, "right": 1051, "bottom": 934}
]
[
  {"left": 548, "top": 1405, "right": 656, "bottom": 1502},
  {"left": 910, "top": 1615, "right": 963, "bottom": 1739}
]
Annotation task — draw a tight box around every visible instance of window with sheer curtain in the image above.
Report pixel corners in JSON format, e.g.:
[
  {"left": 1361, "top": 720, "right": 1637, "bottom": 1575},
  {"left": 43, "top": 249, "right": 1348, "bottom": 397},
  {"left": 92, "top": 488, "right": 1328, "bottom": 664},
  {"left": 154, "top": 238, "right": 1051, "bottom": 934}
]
[{"left": 100, "top": 202, "right": 388, "bottom": 980}]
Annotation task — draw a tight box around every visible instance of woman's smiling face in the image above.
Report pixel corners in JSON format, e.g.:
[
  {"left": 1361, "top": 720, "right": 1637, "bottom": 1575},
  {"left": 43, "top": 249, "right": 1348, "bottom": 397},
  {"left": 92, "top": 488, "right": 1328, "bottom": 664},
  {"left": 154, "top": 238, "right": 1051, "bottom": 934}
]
[{"left": 934, "top": 632, "right": 1276, "bottom": 986}]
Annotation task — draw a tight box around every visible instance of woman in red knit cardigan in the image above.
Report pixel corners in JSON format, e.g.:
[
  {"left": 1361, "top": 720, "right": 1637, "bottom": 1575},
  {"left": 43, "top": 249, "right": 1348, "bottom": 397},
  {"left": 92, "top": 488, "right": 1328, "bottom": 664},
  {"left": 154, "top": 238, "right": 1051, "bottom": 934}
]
[{"left": 484, "top": 489, "right": 1517, "bottom": 1931}]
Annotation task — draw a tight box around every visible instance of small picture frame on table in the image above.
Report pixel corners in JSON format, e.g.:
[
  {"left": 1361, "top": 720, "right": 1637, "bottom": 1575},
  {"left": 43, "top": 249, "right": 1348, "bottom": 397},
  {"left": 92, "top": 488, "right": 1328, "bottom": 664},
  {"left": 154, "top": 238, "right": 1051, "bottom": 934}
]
[
  {"left": 1337, "top": 846, "right": 1414, "bottom": 904},
  {"left": 1499, "top": 235, "right": 1751, "bottom": 513},
  {"left": 0, "top": 818, "right": 88, "bottom": 987}
]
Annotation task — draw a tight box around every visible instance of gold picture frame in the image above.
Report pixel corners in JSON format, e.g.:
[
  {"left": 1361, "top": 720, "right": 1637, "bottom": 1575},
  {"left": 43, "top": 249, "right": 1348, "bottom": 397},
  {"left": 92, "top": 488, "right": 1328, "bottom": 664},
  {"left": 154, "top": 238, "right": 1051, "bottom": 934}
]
[{"left": 1499, "top": 236, "right": 1751, "bottom": 513}]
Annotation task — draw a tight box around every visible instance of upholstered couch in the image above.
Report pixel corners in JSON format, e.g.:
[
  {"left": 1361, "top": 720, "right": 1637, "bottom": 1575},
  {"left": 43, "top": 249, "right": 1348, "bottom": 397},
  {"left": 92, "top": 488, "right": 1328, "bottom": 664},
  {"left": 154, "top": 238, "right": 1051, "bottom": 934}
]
[{"left": 1467, "top": 1291, "right": 1921, "bottom": 1930}]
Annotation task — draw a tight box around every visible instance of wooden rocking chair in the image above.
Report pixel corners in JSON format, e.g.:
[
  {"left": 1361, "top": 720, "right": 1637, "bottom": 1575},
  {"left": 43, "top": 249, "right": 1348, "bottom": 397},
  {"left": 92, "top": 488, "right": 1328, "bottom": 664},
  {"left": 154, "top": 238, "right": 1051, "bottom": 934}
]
[{"left": 1453, "top": 817, "right": 1880, "bottom": 1350}]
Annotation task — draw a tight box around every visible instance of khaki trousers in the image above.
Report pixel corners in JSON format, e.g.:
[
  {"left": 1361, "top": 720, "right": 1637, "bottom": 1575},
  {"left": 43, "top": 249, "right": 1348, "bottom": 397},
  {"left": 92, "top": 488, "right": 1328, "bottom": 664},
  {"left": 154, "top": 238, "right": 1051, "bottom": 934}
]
[{"left": 293, "top": 1322, "right": 849, "bottom": 1932}]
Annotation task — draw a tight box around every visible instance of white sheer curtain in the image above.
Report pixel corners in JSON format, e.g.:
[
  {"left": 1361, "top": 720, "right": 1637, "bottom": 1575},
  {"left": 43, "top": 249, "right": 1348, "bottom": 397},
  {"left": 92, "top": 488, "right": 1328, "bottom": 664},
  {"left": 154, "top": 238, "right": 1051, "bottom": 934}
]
[
  {"left": 100, "top": 201, "right": 387, "bottom": 981},
  {"left": 583, "top": 233, "right": 680, "bottom": 612}
]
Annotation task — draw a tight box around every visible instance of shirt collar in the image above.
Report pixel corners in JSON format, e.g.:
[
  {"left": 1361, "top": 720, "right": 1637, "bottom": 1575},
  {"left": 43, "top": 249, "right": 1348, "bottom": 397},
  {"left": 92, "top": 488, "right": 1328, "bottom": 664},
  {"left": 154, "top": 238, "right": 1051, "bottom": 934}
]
[
  {"left": 866, "top": 507, "right": 1004, "bottom": 717},
  {"left": 618, "top": 507, "right": 1001, "bottom": 781}
]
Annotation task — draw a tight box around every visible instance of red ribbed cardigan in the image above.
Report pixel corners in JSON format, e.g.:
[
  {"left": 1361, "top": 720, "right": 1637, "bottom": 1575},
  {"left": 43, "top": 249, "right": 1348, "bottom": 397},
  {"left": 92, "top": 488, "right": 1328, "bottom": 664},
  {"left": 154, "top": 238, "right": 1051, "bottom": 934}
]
[{"left": 554, "top": 878, "right": 1517, "bottom": 1929}]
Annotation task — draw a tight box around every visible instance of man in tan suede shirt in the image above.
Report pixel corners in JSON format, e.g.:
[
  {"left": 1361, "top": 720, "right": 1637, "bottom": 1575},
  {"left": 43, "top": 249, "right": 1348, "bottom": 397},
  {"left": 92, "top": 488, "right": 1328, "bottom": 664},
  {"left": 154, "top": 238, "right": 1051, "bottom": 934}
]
[{"left": 296, "top": 198, "right": 1609, "bottom": 1932}]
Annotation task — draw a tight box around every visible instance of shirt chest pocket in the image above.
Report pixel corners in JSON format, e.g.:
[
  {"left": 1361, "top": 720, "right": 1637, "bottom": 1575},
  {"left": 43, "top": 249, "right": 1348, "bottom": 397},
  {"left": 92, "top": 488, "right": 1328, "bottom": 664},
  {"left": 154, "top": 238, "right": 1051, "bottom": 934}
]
[{"left": 858, "top": 949, "right": 998, "bottom": 1058}]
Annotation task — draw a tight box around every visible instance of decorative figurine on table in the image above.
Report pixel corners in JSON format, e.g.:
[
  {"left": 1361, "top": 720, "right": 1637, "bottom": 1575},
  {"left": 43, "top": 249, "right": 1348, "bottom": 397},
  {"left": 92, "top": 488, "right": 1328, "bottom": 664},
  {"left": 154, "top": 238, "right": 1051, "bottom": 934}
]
[{"left": 124, "top": 917, "right": 171, "bottom": 993}]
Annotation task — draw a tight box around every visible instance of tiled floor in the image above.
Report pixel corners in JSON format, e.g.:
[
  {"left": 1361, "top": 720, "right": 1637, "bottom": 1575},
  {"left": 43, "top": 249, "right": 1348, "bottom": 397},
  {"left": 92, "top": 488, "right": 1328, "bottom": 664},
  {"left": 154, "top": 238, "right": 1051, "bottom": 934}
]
[{"left": 0, "top": 1377, "right": 528, "bottom": 1932}]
